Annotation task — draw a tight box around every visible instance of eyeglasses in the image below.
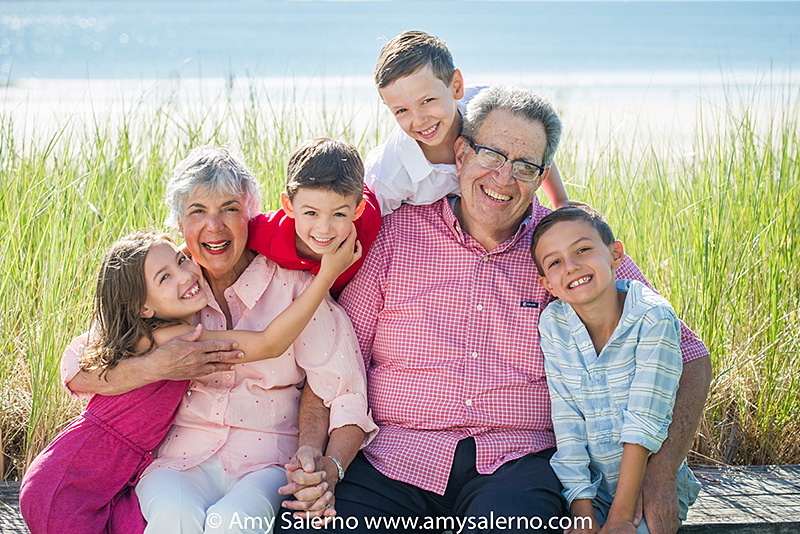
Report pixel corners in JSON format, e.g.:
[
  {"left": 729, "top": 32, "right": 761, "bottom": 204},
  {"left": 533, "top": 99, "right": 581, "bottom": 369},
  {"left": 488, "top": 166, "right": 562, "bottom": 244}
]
[{"left": 466, "top": 139, "right": 545, "bottom": 182}]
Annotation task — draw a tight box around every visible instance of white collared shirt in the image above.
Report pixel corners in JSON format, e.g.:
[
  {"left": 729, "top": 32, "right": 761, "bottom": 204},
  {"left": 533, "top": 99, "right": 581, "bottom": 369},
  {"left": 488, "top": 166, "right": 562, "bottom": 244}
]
[{"left": 365, "top": 85, "right": 487, "bottom": 216}]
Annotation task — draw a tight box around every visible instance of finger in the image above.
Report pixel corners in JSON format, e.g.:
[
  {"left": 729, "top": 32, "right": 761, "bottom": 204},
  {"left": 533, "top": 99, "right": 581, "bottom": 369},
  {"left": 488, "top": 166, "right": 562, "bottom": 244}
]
[
  {"left": 294, "top": 448, "right": 318, "bottom": 473},
  {"left": 287, "top": 470, "right": 326, "bottom": 486},
  {"left": 200, "top": 339, "right": 239, "bottom": 354},
  {"left": 293, "top": 482, "right": 328, "bottom": 503},
  {"left": 352, "top": 240, "right": 363, "bottom": 262},
  {"left": 633, "top": 490, "right": 643, "bottom": 526},
  {"left": 178, "top": 324, "right": 204, "bottom": 342}
]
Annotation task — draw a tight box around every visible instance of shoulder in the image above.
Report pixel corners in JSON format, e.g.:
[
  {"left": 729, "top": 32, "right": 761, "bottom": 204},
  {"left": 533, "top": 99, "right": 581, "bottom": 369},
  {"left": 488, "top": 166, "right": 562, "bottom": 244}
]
[{"left": 623, "top": 280, "right": 679, "bottom": 327}]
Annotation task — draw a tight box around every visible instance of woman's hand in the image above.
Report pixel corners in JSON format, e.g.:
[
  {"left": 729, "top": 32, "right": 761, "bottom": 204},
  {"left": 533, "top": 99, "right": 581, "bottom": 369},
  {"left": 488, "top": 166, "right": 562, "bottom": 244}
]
[
  {"left": 279, "top": 446, "right": 337, "bottom": 523},
  {"left": 317, "top": 224, "right": 362, "bottom": 286}
]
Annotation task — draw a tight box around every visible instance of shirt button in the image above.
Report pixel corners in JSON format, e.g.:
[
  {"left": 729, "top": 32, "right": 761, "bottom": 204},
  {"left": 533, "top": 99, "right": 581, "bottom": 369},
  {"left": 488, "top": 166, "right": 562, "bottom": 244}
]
[
  {"left": 482, "top": 256, "right": 489, "bottom": 262},
  {"left": 595, "top": 373, "right": 602, "bottom": 381},
  {"left": 471, "top": 351, "right": 478, "bottom": 359},
  {"left": 476, "top": 304, "right": 483, "bottom": 311},
  {"left": 225, "top": 374, "right": 231, "bottom": 379},
  {"left": 465, "top": 399, "right": 473, "bottom": 406}
]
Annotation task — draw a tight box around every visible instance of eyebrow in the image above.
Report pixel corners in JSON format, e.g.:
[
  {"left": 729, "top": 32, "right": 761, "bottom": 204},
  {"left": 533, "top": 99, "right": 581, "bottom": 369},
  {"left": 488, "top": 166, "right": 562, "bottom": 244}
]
[
  {"left": 186, "top": 199, "right": 241, "bottom": 210},
  {"left": 540, "top": 236, "right": 593, "bottom": 264},
  {"left": 297, "top": 203, "right": 352, "bottom": 211}
]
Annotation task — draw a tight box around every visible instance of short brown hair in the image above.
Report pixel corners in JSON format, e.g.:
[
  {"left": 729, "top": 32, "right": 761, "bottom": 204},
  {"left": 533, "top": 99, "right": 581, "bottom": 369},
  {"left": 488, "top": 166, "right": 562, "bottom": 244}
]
[
  {"left": 285, "top": 138, "right": 364, "bottom": 203},
  {"left": 81, "top": 231, "right": 180, "bottom": 378},
  {"left": 531, "top": 206, "right": 617, "bottom": 276},
  {"left": 374, "top": 30, "right": 456, "bottom": 89}
]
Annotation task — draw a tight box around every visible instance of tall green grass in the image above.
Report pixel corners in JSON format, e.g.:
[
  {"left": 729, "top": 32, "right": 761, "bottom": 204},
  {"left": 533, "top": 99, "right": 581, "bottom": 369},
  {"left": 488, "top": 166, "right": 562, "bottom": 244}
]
[{"left": 0, "top": 81, "right": 797, "bottom": 479}]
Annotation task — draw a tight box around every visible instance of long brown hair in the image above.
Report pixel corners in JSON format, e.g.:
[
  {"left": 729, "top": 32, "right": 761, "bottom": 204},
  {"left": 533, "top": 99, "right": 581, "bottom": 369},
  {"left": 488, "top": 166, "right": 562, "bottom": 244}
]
[{"left": 80, "top": 231, "right": 180, "bottom": 378}]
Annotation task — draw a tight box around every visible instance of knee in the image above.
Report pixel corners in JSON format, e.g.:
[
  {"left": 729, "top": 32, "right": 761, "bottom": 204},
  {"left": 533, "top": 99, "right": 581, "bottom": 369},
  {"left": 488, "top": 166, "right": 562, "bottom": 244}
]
[
  {"left": 205, "top": 500, "right": 277, "bottom": 534},
  {"left": 142, "top": 498, "right": 207, "bottom": 533}
]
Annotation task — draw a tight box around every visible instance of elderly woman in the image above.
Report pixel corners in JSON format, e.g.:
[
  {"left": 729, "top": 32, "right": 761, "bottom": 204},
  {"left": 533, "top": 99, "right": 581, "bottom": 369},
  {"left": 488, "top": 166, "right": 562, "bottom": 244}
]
[{"left": 59, "top": 145, "right": 376, "bottom": 533}]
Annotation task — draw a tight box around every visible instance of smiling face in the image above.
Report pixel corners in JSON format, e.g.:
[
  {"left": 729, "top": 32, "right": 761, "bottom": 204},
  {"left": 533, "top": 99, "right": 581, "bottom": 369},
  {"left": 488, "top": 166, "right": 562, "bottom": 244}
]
[
  {"left": 379, "top": 66, "right": 464, "bottom": 158},
  {"left": 141, "top": 242, "right": 208, "bottom": 322},
  {"left": 283, "top": 188, "right": 362, "bottom": 261},
  {"left": 178, "top": 189, "right": 251, "bottom": 284},
  {"left": 534, "top": 219, "right": 624, "bottom": 309},
  {"left": 454, "top": 109, "right": 550, "bottom": 250}
]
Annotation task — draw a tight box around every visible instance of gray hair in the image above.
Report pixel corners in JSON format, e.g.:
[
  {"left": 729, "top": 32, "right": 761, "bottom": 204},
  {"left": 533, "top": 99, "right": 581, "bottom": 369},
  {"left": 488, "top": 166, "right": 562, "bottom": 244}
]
[
  {"left": 164, "top": 145, "right": 261, "bottom": 227},
  {"left": 462, "top": 86, "right": 562, "bottom": 167}
]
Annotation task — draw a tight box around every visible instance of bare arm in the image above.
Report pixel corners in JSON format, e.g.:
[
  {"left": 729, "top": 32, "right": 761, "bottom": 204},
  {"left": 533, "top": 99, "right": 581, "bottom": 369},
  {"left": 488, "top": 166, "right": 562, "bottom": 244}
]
[
  {"left": 540, "top": 162, "right": 573, "bottom": 209},
  {"left": 66, "top": 325, "right": 242, "bottom": 396},
  {"left": 280, "top": 386, "right": 365, "bottom": 518},
  {"left": 600, "top": 444, "right": 649, "bottom": 534},
  {"left": 197, "top": 232, "right": 361, "bottom": 363},
  {"left": 637, "top": 355, "right": 712, "bottom": 534}
]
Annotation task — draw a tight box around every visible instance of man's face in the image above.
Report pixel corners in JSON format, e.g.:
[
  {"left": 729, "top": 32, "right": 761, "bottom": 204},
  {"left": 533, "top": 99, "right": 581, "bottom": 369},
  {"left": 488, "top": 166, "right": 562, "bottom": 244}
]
[{"left": 454, "top": 109, "right": 549, "bottom": 249}]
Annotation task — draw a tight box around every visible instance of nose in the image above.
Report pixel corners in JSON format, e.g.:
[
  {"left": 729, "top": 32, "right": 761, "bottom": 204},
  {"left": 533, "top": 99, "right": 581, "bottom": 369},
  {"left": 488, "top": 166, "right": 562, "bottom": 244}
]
[
  {"left": 564, "top": 256, "right": 580, "bottom": 273},
  {"left": 315, "top": 218, "right": 332, "bottom": 234},
  {"left": 411, "top": 108, "right": 426, "bottom": 127},
  {"left": 206, "top": 213, "right": 224, "bottom": 232},
  {"left": 491, "top": 159, "right": 515, "bottom": 185}
]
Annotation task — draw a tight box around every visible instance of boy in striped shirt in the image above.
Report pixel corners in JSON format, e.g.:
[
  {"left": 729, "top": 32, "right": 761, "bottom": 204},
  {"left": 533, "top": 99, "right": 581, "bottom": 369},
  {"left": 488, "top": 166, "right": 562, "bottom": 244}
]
[{"left": 532, "top": 206, "right": 700, "bottom": 534}]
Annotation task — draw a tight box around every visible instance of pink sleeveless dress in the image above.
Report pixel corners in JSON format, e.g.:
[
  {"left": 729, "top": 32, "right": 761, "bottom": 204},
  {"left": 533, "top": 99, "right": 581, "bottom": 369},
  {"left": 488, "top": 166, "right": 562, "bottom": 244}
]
[{"left": 20, "top": 379, "right": 189, "bottom": 534}]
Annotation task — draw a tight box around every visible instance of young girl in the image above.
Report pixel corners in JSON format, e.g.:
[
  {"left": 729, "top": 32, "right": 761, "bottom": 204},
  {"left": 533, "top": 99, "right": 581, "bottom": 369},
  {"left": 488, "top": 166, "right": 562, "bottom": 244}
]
[{"left": 19, "top": 229, "right": 359, "bottom": 534}]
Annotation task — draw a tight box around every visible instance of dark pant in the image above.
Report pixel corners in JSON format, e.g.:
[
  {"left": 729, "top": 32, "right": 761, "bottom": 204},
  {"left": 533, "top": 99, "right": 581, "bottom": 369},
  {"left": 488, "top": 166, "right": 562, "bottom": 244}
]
[{"left": 280, "top": 438, "right": 567, "bottom": 533}]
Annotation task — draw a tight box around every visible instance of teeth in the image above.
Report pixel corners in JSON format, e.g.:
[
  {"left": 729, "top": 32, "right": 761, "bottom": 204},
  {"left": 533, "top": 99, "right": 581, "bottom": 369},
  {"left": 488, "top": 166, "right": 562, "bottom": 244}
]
[
  {"left": 204, "top": 241, "right": 229, "bottom": 251},
  {"left": 314, "top": 237, "right": 334, "bottom": 243},
  {"left": 182, "top": 283, "right": 201, "bottom": 299},
  {"left": 419, "top": 124, "right": 437, "bottom": 136},
  {"left": 569, "top": 276, "right": 591, "bottom": 289},
  {"left": 482, "top": 187, "right": 511, "bottom": 202}
]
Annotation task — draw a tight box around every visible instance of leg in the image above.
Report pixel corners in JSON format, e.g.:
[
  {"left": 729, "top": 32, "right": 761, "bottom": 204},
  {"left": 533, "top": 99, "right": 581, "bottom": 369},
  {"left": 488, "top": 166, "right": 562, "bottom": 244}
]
[
  {"left": 136, "top": 464, "right": 221, "bottom": 534},
  {"left": 205, "top": 465, "right": 287, "bottom": 534},
  {"left": 453, "top": 448, "right": 567, "bottom": 533}
]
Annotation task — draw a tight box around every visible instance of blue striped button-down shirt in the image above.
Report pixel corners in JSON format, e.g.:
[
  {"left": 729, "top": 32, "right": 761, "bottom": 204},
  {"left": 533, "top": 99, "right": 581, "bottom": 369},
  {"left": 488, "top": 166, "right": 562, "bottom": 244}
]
[{"left": 539, "top": 279, "right": 682, "bottom": 505}]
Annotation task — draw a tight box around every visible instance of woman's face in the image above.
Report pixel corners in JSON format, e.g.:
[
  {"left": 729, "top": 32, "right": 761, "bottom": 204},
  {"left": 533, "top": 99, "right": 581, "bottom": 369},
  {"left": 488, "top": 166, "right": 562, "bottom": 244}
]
[{"left": 178, "top": 189, "right": 251, "bottom": 282}]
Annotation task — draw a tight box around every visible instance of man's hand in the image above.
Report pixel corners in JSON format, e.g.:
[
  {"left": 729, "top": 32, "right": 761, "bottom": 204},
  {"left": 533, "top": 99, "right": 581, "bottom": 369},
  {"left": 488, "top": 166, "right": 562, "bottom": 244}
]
[
  {"left": 634, "top": 467, "right": 679, "bottom": 534},
  {"left": 597, "top": 519, "right": 637, "bottom": 534},
  {"left": 143, "top": 324, "right": 242, "bottom": 382},
  {"left": 279, "top": 446, "right": 337, "bottom": 521},
  {"left": 68, "top": 325, "right": 243, "bottom": 396}
]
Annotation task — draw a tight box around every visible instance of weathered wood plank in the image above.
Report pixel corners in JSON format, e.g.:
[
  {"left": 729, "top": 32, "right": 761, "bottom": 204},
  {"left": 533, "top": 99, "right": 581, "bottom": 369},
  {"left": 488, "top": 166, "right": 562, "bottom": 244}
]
[{"left": 1, "top": 466, "right": 799, "bottom": 534}]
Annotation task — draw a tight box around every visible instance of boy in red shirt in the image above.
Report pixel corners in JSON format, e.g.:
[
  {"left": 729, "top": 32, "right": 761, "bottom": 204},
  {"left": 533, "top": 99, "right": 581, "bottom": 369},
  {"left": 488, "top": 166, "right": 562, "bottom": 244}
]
[{"left": 248, "top": 138, "right": 381, "bottom": 294}]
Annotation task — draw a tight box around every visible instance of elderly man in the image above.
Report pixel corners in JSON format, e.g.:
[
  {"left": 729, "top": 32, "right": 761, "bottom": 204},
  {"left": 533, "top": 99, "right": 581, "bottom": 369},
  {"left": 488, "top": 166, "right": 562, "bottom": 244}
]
[{"left": 297, "top": 86, "right": 709, "bottom": 534}]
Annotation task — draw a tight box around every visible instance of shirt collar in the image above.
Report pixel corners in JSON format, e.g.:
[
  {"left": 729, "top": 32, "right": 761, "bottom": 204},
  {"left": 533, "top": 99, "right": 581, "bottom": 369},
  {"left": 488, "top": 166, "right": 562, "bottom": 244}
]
[
  {"left": 201, "top": 254, "right": 275, "bottom": 313},
  {"left": 442, "top": 195, "right": 535, "bottom": 253},
  {"left": 393, "top": 126, "right": 436, "bottom": 184}
]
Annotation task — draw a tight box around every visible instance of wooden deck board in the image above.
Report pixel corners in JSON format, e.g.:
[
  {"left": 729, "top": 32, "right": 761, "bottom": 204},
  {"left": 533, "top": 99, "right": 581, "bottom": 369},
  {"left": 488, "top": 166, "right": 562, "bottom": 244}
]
[{"left": 1, "top": 465, "right": 799, "bottom": 533}]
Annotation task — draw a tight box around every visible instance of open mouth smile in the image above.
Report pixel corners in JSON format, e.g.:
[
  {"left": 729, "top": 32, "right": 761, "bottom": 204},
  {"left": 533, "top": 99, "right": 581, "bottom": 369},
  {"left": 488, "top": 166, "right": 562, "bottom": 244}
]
[
  {"left": 203, "top": 241, "right": 230, "bottom": 252},
  {"left": 181, "top": 281, "right": 202, "bottom": 299},
  {"left": 417, "top": 123, "right": 439, "bottom": 139},
  {"left": 568, "top": 276, "right": 592, "bottom": 289},
  {"left": 481, "top": 186, "right": 512, "bottom": 202}
]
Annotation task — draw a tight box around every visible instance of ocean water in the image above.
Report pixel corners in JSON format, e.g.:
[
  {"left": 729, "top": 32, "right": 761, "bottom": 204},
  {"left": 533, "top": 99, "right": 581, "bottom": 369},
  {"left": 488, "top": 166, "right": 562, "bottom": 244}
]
[{"left": 1, "top": 0, "right": 798, "bottom": 81}]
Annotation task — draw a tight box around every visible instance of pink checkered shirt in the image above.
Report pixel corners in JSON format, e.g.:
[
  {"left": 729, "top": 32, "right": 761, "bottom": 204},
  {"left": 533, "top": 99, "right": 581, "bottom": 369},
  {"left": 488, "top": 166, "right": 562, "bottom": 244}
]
[{"left": 339, "top": 197, "right": 708, "bottom": 495}]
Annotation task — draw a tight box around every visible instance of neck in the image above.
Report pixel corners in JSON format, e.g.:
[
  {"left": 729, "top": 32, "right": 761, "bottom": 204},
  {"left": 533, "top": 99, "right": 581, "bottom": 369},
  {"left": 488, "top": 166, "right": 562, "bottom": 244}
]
[
  {"left": 453, "top": 198, "right": 529, "bottom": 251},
  {"left": 572, "top": 287, "right": 627, "bottom": 356},
  {"left": 295, "top": 235, "right": 322, "bottom": 262},
  {"left": 419, "top": 110, "right": 462, "bottom": 165},
  {"left": 203, "top": 249, "right": 257, "bottom": 298}
]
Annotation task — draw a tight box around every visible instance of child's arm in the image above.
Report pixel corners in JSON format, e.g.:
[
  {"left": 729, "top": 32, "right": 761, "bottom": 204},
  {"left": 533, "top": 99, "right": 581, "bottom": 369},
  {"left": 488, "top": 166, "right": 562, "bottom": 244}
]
[
  {"left": 155, "top": 229, "right": 362, "bottom": 363},
  {"left": 598, "top": 444, "right": 649, "bottom": 534},
  {"left": 541, "top": 162, "right": 586, "bottom": 209},
  {"left": 567, "top": 499, "right": 598, "bottom": 534}
]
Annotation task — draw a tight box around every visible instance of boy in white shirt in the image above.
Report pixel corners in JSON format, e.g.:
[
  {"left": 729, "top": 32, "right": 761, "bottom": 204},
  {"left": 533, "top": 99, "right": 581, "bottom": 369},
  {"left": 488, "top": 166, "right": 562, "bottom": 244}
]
[{"left": 367, "top": 30, "right": 576, "bottom": 215}]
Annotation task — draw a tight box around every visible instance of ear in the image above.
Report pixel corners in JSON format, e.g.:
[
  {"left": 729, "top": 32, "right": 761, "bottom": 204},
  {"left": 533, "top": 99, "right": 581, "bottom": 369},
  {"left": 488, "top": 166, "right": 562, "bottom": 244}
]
[
  {"left": 140, "top": 305, "right": 155, "bottom": 319},
  {"left": 609, "top": 240, "right": 625, "bottom": 270},
  {"left": 450, "top": 69, "right": 464, "bottom": 100},
  {"left": 353, "top": 198, "right": 366, "bottom": 221},
  {"left": 537, "top": 165, "right": 552, "bottom": 189},
  {"left": 539, "top": 275, "right": 557, "bottom": 297},
  {"left": 281, "top": 192, "right": 295, "bottom": 218},
  {"left": 454, "top": 136, "right": 469, "bottom": 173}
]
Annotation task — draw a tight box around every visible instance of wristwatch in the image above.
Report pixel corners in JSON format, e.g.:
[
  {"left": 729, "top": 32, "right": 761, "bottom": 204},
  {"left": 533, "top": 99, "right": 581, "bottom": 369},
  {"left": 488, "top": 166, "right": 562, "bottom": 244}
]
[{"left": 325, "top": 455, "right": 345, "bottom": 483}]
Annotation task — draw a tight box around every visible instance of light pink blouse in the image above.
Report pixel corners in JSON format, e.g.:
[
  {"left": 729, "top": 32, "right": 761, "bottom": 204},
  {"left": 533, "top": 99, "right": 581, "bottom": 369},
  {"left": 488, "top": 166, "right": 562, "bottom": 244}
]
[{"left": 62, "top": 255, "right": 376, "bottom": 479}]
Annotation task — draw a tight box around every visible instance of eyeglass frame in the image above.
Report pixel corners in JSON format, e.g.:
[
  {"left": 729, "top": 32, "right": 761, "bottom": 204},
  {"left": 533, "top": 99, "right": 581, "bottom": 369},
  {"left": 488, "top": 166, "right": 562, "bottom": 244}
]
[{"left": 465, "top": 138, "right": 547, "bottom": 182}]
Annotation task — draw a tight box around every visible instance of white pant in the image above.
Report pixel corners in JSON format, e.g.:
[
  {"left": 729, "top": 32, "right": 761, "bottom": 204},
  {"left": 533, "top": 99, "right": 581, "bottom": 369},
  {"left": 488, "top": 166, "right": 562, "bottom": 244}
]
[{"left": 136, "top": 454, "right": 287, "bottom": 534}]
